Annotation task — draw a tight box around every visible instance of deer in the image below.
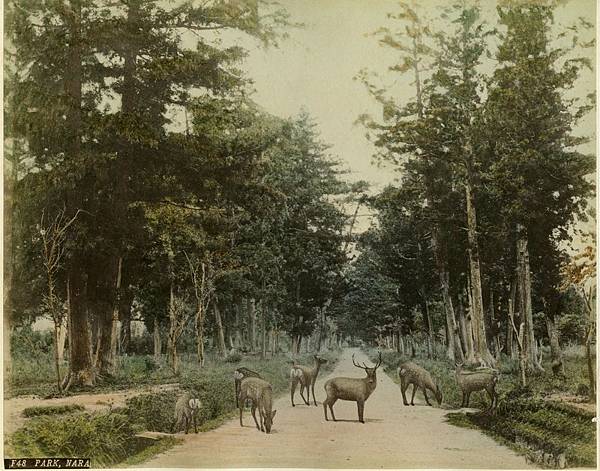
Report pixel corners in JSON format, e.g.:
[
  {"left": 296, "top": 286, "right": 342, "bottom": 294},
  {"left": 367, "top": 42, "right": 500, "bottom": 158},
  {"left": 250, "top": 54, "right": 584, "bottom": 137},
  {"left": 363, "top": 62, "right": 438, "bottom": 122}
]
[
  {"left": 322, "top": 352, "right": 381, "bottom": 423},
  {"left": 233, "top": 366, "right": 262, "bottom": 408},
  {"left": 238, "top": 377, "right": 277, "bottom": 434},
  {"left": 397, "top": 361, "right": 442, "bottom": 406},
  {"left": 290, "top": 355, "right": 328, "bottom": 407},
  {"left": 172, "top": 392, "right": 202, "bottom": 434},
  {"left": 455, "top": 362, "right": 499, "bottom": 411}
]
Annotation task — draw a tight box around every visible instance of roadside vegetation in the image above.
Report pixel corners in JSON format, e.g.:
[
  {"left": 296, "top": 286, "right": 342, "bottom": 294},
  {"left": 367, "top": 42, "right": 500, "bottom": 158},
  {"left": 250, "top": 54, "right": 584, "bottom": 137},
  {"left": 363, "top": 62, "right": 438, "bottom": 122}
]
[
  {"left": 6, "top": 349, "right": 339, "bottom": 467},
  {"left": 367, "top": 347, "right": 596, "bottom": 468}
]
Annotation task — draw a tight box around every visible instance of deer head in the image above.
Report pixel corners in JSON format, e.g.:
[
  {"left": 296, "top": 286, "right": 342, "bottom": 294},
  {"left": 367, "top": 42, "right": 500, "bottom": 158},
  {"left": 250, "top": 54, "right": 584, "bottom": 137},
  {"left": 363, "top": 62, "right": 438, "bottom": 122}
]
[
  {"left": 314, "top": 355, "right": 328, "bottom": 366},
  {"left": 263, "top": 409, "right": 277, "bottom": 433},
  {"left": 352, "top": 352, "right": 382, "bottom": 384}
]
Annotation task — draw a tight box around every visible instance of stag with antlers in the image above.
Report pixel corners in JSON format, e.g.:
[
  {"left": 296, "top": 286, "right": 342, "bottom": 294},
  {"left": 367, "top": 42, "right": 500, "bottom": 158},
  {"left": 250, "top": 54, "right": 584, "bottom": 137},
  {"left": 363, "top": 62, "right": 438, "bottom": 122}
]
[{"left": 322, "top": 352, "right": 382, "bottom": 423}]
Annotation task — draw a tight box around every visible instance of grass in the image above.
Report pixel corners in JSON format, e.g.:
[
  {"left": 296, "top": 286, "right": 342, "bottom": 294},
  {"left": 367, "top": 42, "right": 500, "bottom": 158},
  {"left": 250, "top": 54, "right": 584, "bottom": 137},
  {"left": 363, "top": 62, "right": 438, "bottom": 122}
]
[
  {"left": 22, "top": 404, "right": 85, "bottom": 417},
  {"left": 116, "top": 436, "right": 182, "bottom": 467},
  {"left": 6, "top": 349, "right": 341, "bottom": 398},
  {"left": 6, "top": 412, "right": 141, "bottom": 468},
  {"left": 365, "top": 346, "right": 596, "bottom": 468}
]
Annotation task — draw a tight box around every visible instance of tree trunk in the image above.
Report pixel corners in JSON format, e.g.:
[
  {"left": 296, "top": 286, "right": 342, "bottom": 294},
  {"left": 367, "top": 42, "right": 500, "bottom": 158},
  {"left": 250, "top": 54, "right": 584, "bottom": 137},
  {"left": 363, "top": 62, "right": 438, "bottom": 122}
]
[
  {"left": 516, "top": 224, "right": 543, "bottom": 372},
  {"left": 95, "top": 307, "right": 113, "bottom": 376},
  {"left": 249, "top": 299, "right": 257, "bottom": 353},
  {"left": 109, "top": 257, "right": 122, "bottom": 372},
  {"left": 465, "top": 179, "right": 494, "bottom": 366},
  {"left": 64, "top": 266, "right": 94, "bottom": 389},
  {"left": 545, "top": 314, "right": 564, "bottom": 376},
  {"left": 196, "top": 302, "right": 205, "bottom": 366},
  {"left": 507, "top": 280, "right": 516, "bottom": 359},
  {"left": 167, "top": 281, "right": 180, "bottom": 374},
  {"left": 57, "top": 319, "right": 67, "bottom": 363},
  {"left": 214, "top": 303, "right": 226, "bottom": 358},
  {"left": 53, "top": 323, "right": 63, "bottom": 393},
  {"left": 62, "top": 0, "right": 94, "bottom": 391},
  {"left": 421, "top": 299, "right": 433, "bottom": 359},
  {"left": 153, "top": 319, "right": 161, "bottom": 362},
  {"left": 119, "top": 289, "right": 134, "bottom": 355},
  {"left": 431, "top": 228, "right": 463, "bottom": 363},
  {"left": 260, "top": 305, "right": 267, "bottom": 359},
  {"left": 95, "top": 259, "right": 120, "bottom": 376}
]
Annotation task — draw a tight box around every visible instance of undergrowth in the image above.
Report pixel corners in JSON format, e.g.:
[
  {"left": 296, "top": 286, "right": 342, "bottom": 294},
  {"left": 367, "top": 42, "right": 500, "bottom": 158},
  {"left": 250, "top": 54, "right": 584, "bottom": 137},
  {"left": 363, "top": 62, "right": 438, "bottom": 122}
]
[
  {"left": 22, "top": 404, "right": 85, "bottom": 417},
  {"left": 122, "top": 350, "right": 340, "bottom": 433},
  {"left": 366, "top": 347, "right": 596, "bottom": 468},
  {"left": 6, "top": 349, "right": 340, "bottom": 467}
]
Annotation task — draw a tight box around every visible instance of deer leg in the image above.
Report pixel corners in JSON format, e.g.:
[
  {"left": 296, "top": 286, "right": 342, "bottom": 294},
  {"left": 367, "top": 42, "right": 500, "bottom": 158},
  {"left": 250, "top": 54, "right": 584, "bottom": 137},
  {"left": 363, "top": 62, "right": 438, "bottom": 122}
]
[
  {"left": 300, "top": 382, "right": 309, "bottom": 405},
  {"left": 423, "top": 388, "right": 432, "bottom": 406},
  {"left": 259, "top": 407, "right": 265, "bottom": 432},
  {"left": 291, "top": 378, "right": 298, "bottom": 407},
  {"left": 184, "top": 416, "right": 189, "bottom": 434},
  {"left": 401, "top": 382, "right": 409, "bottom": 406},
  {"left": 193, "top": 413, "right": 197, "bottom": 434},
  {"left": 323, "top": 398, "right": 329, "bottom": 420},
  {"left": 239, "top": 406, "right": 244, "bottom": 427},
  {"left": 251, "top": 404, "right": 260, "bottom": 430},
  {"left": 312, "top": 381, "right": 318, "bottom": 406},
  {"left": 465, "top": 391, "right": 471, "bottom": 407},
  {"left": 235, "top": 380, "right": 239, "bottom": 408},
  {"left": 410, "top": 383, "right": 417, "bottom": 405},
  {"left": 329, "top": 398, "right": 337, "bottom": 421},
  {"left": 357, "top": 400, "right": 365, "bottom": 423}
]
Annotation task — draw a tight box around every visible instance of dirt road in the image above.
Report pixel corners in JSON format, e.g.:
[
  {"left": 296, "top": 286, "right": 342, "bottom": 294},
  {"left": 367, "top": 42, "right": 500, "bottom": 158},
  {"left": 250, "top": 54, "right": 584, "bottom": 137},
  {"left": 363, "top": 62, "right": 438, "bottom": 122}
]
[{"left": 143, "top": 349, "right": 533, "bottom": 468}]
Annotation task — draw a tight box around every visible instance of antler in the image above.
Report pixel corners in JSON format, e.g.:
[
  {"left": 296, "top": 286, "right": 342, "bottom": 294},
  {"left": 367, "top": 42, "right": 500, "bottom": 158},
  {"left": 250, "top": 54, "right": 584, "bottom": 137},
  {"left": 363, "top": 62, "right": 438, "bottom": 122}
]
[
  {"left": 352, "top": 354, "right": 367, "bottom": 369},
  {"left": 374, "top": 351, "right": 382, "bottom": 369}
]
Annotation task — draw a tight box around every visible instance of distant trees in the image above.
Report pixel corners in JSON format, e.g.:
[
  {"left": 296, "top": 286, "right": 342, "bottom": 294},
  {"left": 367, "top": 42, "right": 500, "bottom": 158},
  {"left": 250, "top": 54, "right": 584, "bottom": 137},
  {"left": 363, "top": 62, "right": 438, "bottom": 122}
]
[{"left": 352, "top": 1, "right": 595, "bottom": 373}]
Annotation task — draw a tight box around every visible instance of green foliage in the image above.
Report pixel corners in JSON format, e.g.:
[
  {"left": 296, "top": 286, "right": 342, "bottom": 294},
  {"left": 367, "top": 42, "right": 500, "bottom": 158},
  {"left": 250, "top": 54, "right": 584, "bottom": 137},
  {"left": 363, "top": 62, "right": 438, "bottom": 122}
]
[
  {"left": 8, "top": 412, "right": 140, "bottom": 468},
  {"left": 376, "top": 346, "right": 596, "bottom": 468},
  {"left": 124, "top": 391, "right": 177, "bottom": 434},
  {"left": 225, "top": 352, "right": 243, "bottom": 363},
  {"left": 22, "top": 404, "right": 85, "bottom": 418},
  {"left": 457, "top": 398, "right": 596, "bottom": 468},
  {"left": 118, "top": 436, "right": 182, "bottom": 467}
]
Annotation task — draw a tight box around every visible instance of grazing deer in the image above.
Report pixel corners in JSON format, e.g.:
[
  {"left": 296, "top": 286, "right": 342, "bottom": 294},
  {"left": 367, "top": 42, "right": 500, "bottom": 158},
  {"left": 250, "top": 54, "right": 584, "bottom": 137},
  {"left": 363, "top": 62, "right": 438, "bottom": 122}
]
[
  {"left": 238, "top": 377, "right": 277, "bottom": 434},
  {"left": 172, "top": 392, "right": 202, "bottom": 434},
  {"left": 233, "top": 366, "right": 262, "bottom": 408},
  {"left": 455, "top": 362, "right": 499, "bottom": 411},
  {"left": 290, "top": 355, "right": 328, "bottom": 406},
  {"left": 398, "top": 361, "right": 442, "bottom": 406},
  {"left": 323, "top": 352, "right": 382, "bottom": 423}
]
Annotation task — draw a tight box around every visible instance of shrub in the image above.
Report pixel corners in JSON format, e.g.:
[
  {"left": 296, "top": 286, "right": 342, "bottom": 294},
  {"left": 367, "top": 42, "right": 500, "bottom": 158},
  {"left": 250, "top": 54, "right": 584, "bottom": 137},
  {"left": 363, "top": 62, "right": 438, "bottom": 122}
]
[
  {"left": 124, "top": 391, "right": 178, "bottom": 433},
  {"left": 22, "top": 404, "right": 85, "bottom": 417},
  {"left": 225, "top": 352, "right": 242, "bottom": 363},
  {"left": 576, "top": 382, "right": 590, "bottom": 397},
  {"left": 8, "top": 412, "right": 139, "bottom": 467}
]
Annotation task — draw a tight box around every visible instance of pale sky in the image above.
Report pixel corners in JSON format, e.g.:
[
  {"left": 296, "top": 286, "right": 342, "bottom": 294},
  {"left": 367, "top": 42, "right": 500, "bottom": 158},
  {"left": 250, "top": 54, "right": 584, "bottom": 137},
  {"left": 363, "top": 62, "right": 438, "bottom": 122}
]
[{"left": 237, "top": 0, "right": 597, "bottom": 233}]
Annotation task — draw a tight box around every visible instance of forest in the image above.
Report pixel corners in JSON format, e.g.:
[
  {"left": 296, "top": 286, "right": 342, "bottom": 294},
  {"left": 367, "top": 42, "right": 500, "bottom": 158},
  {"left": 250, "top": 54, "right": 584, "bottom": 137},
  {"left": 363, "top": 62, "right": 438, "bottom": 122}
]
[{"left": 3, "top": 0, "right": 597, "bottom": 468}]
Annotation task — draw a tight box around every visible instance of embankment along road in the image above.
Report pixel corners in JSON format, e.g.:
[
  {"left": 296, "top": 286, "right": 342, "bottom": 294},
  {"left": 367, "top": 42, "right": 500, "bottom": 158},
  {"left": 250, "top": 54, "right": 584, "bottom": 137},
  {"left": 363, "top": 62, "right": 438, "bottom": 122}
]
[{"left": 143, "top": 348, "right": 533, "bottom": 469}]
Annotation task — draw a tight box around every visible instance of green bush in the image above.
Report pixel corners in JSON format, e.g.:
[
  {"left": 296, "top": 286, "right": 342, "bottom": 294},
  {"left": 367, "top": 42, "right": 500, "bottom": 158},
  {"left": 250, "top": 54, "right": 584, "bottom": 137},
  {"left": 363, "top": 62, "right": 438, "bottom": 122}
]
[
  {"left": 8, "top": 412, "right": 140, "bottom": 468},
  {"left": 225, "top": 352, "right": 243, "bottom": 363},
  {"left": 456, "top": 397, "right": 596, "bottom": 468},
  {"left": 22, "top": 404, "right": 85, "bottom": 417},
  {"left": 124, "top": 391, "right": 178, "bottom": 433}
]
